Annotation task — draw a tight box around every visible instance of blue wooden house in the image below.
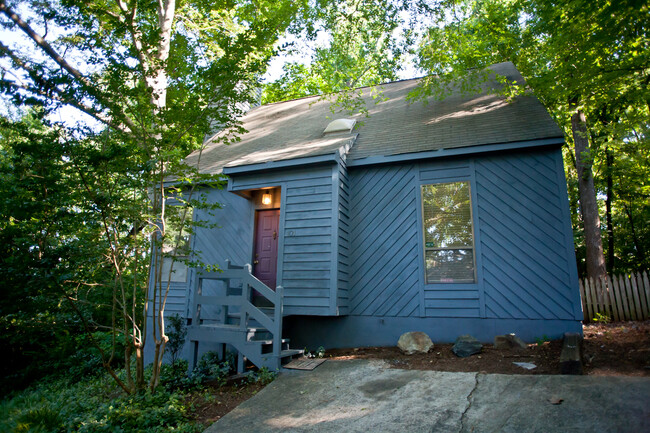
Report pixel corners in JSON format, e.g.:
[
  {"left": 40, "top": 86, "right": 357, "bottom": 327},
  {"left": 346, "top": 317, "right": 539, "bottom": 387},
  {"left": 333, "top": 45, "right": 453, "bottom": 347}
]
[{"left": 157, "top": 62, "right": 583, "bottom": 371}]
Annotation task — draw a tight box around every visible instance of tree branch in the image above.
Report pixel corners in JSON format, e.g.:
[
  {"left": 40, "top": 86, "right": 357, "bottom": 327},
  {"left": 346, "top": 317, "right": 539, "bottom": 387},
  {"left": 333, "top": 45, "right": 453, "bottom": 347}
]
[{"left": 0, "top": 1, "right": 88, "bottom": 85}]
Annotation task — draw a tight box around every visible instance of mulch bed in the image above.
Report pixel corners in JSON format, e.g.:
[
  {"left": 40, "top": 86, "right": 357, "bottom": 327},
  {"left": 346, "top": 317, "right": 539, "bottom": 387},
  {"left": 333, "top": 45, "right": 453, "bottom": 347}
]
[
  {"left": 326, "top": 321, "right": 650, "bottom": 376},
  {"left": 190, "top": 321, "right": 650, "bottom": 429},
  {"left": 187, "top": 378, "right": 265, "bottom": 428}
]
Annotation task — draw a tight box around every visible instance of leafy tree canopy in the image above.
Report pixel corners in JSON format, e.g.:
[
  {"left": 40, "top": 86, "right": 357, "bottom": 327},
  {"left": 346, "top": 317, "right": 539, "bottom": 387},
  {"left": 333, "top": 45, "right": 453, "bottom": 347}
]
[
  {"left": 0, "top": 0, "right": 308, "bottom": 393},
  {"left": 415, "top": 0, "right": 649, "bottom": 275}
]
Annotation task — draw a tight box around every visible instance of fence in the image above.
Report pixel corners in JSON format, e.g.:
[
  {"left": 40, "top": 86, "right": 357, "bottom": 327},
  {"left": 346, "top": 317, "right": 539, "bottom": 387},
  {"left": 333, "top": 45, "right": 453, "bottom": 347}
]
[{"left": 579, "top": 271, "right": 650, "bottom": 322}]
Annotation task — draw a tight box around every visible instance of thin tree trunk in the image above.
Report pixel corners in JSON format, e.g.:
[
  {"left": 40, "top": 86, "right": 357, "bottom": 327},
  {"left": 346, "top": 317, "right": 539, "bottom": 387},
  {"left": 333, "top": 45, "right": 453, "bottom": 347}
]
[
  {"left": 605, "top": 147, "right": 614, "bottom": 273},
  {"left": 571, "top": 107, "right": 607, "bottom": 279},
  {"left": 624, "top": 203, "right": 647, "bottom": 271}
]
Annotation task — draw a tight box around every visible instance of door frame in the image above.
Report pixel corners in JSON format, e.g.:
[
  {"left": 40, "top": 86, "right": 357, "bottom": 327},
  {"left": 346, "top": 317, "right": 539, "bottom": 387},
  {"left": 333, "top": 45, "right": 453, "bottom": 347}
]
[{"left": 252, "top": 208, "right": 280, "bottom": 289}]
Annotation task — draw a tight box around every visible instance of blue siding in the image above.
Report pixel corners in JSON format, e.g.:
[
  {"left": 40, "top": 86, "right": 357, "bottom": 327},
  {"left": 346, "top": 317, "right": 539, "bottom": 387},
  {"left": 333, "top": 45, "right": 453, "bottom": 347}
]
[
  {"left": 188, "top": 187, "right": 254, "bottom": 320},
  {"left": 347, "top": 148, "right": 579, "bottom": 322},
  {"left": 154, "top": 144, "right": 581, "bottom": 350},
  {"left": 474, "top": 149, "right": 578, "bottom": 320},
  {"left": 163, "top": 284, "right": 189, "bottom": 317},
  {"left": 336, "top": 160, "right": 350, "bottom": 314},
  {"left": 349, "top": 165, "right": 420, "bottom": 317},
  {"left": 417, "top": 160, "right": 481, "bottom": 318},
  {"left": 231, "top": 166, "right": 337, "bottom": 315}
]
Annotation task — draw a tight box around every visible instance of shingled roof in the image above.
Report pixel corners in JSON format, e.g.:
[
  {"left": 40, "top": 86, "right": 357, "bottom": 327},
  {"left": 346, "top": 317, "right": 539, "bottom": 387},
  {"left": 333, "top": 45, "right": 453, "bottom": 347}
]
[{"left": 186, "top": 62, "right": 563, "bottom": 174}]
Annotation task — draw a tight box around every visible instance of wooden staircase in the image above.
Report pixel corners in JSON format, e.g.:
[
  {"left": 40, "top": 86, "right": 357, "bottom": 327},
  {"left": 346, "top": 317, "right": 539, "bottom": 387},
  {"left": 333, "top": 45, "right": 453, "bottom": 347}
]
[{"left": 188, "top": 261, "right": 302, "bottom": 373}]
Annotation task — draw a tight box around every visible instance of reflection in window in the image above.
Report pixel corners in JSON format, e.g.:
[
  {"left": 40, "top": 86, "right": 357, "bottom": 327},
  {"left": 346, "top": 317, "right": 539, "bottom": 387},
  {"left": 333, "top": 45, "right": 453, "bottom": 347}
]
[{"left": 422, "top": 182, "right": 475, "bottom": 283}]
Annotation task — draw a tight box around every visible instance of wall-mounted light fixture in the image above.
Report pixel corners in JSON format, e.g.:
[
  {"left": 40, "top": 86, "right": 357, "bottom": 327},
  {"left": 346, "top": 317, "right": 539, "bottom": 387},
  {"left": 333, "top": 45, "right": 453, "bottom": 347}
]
[{"left": 262, "top": 192, "right": 272, "bottom": 205}]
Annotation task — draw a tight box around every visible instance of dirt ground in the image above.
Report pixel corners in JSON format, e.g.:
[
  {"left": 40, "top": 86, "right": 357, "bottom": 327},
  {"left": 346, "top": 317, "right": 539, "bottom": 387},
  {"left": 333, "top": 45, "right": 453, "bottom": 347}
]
[
  {"left": 190, "top": 321, "right": 650, "bottom": 429},
  {"left": 326, "top": 321, "right": 650, "bottom": 377},
  {"left": 187, "top": 378, "right": 266, "bottom": 428}
]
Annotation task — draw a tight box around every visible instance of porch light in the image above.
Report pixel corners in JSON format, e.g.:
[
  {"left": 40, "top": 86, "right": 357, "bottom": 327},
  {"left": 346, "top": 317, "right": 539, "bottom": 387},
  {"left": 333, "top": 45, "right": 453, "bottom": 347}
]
[{"left": 262, "top": 192, "right": 272, "bottom": 205}]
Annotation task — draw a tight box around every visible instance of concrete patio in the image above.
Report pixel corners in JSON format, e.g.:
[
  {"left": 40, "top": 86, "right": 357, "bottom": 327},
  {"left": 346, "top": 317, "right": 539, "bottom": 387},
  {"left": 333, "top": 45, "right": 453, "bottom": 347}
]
[{"left": 206, "top": 359, "right": 650, "bottom": 433}]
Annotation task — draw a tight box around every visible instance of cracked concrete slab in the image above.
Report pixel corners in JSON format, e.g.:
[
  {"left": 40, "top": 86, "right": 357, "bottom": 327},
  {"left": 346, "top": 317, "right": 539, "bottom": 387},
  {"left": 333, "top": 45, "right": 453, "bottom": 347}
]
[
  {"left": 206, "top": 360, "right": 476, "bottom": 432},
  {"left": 461, "top": 374, "right": 650, "bottom": 433},
  {"left": 205, "top": 360, "right": 650, "bottom": 433}
]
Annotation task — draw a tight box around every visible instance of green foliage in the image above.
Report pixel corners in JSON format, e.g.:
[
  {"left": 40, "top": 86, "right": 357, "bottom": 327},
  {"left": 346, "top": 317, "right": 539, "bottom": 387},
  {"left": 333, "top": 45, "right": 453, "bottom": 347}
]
[
  {"left": 0, "top": 372, "right": 198, "bottom": 433},
  {"left": 248, "top": 367, "right": 277, "bottom": 385},
  {"left": 193, "top": 351, "right": 237, "bottom": 385},
  {"left": 0, "top": 111, "right": 121, "bottom": 392},
  {"left": 263, "top": 0, "right": 433, "bottom": 114},
  {"left": 165, "top": 314, "right": 188, "bottom": 365},
  {"left": 593, "top": 312, "right": 611, "bottom": 324},
  {"left": 535, "top": 335, "right": 550, "bottom": 346},
  {"left": 0, "top": 0, "right": 308, "bottom": 394},
  {"left": 415, "top": 0, "right": 650, "bottom": 275},
  {"left": 303, "top": 346, "right": 326, "bottom": 359}
]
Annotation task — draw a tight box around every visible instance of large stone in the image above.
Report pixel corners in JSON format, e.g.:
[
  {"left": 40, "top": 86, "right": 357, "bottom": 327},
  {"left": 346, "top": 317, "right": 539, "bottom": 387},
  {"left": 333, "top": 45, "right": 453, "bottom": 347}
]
[
  {"left": 452, "top": 335, "right": 482, "bottom": 358},
  {"left": 397, "top": 331, "right": 434, "bottom": 355},
  {"left": 494, "top": 333, "right": 528, "bottom": 350}
]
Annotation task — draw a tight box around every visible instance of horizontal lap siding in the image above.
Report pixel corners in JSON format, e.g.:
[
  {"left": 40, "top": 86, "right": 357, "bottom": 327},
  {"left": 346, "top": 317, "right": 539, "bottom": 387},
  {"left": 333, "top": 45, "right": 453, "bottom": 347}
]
[
  {"left": 419, "top": 160, "right": 481, "bottom": 318},
  {"left": 188, "top": 187, "right": 254, "bottom": 319},
  {"left": 282, "top": 170, "right": 335, "bottom": 315},
  {"left": 233, "top": 166, "right": 337, "bottom": 315},
  {"left": 349, "top": 165, "right": 420, "bottom": 317},
  {"left": 155, "top": 285, "right": 187, "bottom": 317},
  {"left": 475, "top": 149, "right": 577, "bottom": 320}
]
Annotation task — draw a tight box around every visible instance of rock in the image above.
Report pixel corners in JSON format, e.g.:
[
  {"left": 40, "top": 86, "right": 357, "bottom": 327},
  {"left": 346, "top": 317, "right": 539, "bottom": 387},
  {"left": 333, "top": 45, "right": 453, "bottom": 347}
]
[
  {"left": 513, "top": 362, "right": 537, "bottom": 370},
  {"left": 397, "top": 332, "right": 434, "bottom": 355},
  {"left": 494, "top": 333, "right": 528, "bottom": 350},
  {"left": 452, "top": 335, "right": 482, "bottom": 358}
]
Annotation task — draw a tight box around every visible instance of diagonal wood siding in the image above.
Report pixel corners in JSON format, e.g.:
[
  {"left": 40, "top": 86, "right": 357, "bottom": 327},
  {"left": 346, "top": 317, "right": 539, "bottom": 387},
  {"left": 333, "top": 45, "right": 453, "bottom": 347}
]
[
  {"left": 474, "top": 150, "right": 578, "bottom": 320},
  {"left": 349, "top": 165, "right": 420, "bottom": 317}
]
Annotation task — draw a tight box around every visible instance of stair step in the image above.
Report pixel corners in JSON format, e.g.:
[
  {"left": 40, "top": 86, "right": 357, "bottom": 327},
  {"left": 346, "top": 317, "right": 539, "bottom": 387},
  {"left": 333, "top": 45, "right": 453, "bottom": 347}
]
[
  {"left": 227, "top": 308, "right": 274, "bottom": 319},
  {"left": 248, "top": 338, "right": 290, "bottom": 345},
  {"left": 191, "top": 324, "right": 245, "bottom": 331},
  {"left": 187, "top": 324, "right": 247, "bottom": 343},
  {"left": 280, "top": 349, "right": 303, "bottom": 358}
]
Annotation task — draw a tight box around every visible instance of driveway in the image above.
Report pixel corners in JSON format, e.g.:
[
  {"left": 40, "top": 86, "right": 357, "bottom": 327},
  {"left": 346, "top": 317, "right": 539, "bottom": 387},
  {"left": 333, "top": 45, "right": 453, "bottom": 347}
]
[{"left": 205, "top": 359, "right": 650, "bottom": 432}]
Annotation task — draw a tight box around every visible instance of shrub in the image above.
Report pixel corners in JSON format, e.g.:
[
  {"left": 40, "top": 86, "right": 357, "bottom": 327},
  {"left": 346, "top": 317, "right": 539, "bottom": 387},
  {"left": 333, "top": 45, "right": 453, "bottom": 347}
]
[
  {"left": 0, "top": 371, "right": 200, "bottom": 433},
  {"left": 248, "top": 367, "right": 277, "bottom": 385},
  {"left": 165, "top": 314, "right": 187, "bottom": 365}
]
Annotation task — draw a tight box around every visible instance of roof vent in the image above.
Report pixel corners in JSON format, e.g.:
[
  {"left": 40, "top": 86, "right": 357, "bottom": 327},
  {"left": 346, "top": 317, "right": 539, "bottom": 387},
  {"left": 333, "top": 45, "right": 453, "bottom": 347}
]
[{"left": 323, "top": 118, "right": 356, "bottom": 134}]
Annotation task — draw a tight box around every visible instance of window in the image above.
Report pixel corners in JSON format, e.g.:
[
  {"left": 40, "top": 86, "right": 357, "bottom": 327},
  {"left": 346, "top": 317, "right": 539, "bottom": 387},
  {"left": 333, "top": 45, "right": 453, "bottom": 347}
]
[
  {"left": 161, "top": 206, "right": 193, "bottom": 283},
  {"left": 421, "top": 181, "right": 475, "bottom": 284}
]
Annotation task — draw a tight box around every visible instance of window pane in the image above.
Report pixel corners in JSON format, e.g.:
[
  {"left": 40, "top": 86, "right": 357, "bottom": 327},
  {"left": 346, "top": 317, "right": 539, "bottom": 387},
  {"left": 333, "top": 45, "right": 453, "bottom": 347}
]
[
  {"left": 422, "top": 182, "right": 472, "bottom": 248},
  {"left": 425, "top": 249, "right": 474, "bottom": 283}
]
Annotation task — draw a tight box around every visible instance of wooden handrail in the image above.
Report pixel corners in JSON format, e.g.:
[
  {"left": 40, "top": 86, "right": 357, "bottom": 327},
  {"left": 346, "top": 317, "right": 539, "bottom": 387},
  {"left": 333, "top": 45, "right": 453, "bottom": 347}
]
[{"left": 191, "top": 260, "right": 284, "bottom": 369}]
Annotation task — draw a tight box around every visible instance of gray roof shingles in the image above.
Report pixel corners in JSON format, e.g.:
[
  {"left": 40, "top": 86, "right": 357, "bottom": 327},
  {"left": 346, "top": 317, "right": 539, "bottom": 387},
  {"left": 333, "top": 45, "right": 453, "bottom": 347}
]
[{"left": 186, "top": 62, "right": 563, "bottom": 174}]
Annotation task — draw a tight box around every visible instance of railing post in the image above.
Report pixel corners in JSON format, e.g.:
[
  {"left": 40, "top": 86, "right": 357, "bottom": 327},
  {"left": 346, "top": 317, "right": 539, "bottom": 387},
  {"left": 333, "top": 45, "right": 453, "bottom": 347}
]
[
  {"left": 273, "top": 285, "right": 284, "bottom": 365},
  {"left": 241, "top": 282, "right": 250, "bottom": 331}
]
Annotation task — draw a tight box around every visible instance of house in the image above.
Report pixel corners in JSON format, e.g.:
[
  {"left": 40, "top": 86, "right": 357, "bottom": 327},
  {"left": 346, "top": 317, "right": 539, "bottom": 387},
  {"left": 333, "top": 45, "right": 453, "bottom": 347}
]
[{"left": 156, "top": 62, "right": 583, "bottom": 371}]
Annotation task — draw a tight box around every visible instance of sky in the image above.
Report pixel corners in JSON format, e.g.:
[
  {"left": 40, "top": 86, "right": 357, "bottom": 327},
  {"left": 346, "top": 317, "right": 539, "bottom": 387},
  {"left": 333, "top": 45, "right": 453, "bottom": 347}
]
[{"left": 0, "top": 5, "right": 425, "bottom": 131}]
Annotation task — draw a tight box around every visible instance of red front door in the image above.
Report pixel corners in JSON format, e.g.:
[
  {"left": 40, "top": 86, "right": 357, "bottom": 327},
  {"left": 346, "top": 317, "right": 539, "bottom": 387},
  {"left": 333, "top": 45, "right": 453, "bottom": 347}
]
[{"left": 253, "top": 209, "right": 279, "bottom": 290}]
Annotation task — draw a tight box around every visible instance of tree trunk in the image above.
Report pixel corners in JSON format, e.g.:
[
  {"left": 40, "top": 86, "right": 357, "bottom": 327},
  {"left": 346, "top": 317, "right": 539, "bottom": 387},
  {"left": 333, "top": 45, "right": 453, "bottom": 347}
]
[
  {"left": 571, "top": 108, "right": 607, "bottom": 279},
  {"left": 605, "top": 147, "right": 614, "bottom": 273},
  {"left": 624, "top": 203, "right": 647, "bottom": 271}
]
